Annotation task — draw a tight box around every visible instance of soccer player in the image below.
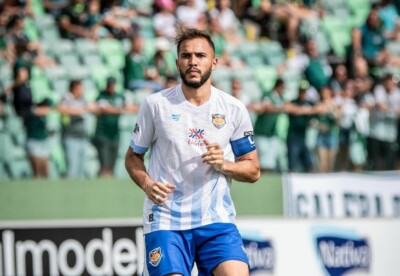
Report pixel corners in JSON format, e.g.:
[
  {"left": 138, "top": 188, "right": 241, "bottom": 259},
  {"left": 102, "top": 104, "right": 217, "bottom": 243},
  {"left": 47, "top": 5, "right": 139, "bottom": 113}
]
[{"left": 125, "top": 26, "right": 260, "bottom": 276}]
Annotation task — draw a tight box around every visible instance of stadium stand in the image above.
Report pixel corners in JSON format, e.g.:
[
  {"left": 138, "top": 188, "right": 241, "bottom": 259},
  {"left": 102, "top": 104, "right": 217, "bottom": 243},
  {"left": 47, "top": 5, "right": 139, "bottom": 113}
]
[{"left": 0, "top": 0, "right": 399, "bottom": 180}]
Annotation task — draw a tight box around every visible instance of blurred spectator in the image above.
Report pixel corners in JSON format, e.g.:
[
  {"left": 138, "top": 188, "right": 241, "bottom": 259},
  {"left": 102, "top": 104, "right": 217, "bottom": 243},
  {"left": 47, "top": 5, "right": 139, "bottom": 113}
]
[
  {"left": 94, "top": 77, "right": 138, "bottom": 177},
  {"left": 285, "top": 86, "right": 315, "bottom": 172},
  {"left": 153, "top": 0, "right": 176, "bottom": 40},
  {"left": 59, "top": 0, "right": 93, "bottom": 39},
  {"left": 6, "top": 14, "right": 55, "bottom": 67},
  {"left": 329, "top": 64, "right": 348, "bottom": 96},
  {"left": 58, "top": 80, "right": 96, "bottom": 178},
  {"left": 249, "top": 78, "right": 287, "bottom": 172},
  {"left": 352, "top": 8, "right": 400, "bottom": 68},
  {"left": 350, "top": 78, "right": 374, "bottom": 172},
  {"left": 2, "top": 0, "right": 32, "bottom": 17},
  {"left": 336, "top": 80, "right": 358, "bottom": 171},
  {"left": 123, "top": 35, "right": 164, "bottom": 92},
  {"left": 209, "top": 0, "right": 241, "bottom": 43},
  {"left": 314, "top": 86, "right": 340, "bottom": 172},
  {"left": 43, "top": 0, "right": 69, "bottom": 18},
  {"left": 231, "top": 78, "right": 250, "bottom": 105},
  {"left": 153, "top": 38, "right": 176, "bottom": 78},
  {"left": 379, "top": 0, "right": 400, "bottom": 40},
  {"left": 83, "top": 0, "right": 107, "bottom": 39},
  {"left": 208, "top": 16, "right": 235, "bottom": 67},
  {"left": 165, "top": 75, "right": 179, "bottom": 88},
  {"left": 368, "top": 74, "right": 400, "bottom": 170},
  {"left": 176, "top": 0, "right": 206, "bottom": 29},
  {"left": 303, "top": 40, "right": 332, "bottom": 91},
  {"left": 101, "top": 0, "right": 139, "bottom": 39},
  {"left": 25, "top": 98, "right": 54, "bottom": 178}
]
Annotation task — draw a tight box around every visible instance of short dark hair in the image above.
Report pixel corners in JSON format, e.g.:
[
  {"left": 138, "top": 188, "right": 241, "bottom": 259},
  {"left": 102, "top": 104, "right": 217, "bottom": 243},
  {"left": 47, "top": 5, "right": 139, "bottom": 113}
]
[
  {"left": 175, "top": 24, "right": 215, "bottom": 55},
  {"left": 69, "top": 79, "right": 82, "bottom": 91},
  {"left": 274, "top": 78, "right": 285, "bottom": 89}
]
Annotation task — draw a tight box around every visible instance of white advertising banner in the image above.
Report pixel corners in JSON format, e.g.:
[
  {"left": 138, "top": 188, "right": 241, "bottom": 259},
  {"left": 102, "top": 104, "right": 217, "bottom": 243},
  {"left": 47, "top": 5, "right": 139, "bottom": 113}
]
[
  {"left": 284, "top": 172, "right": 400, "bottom": 218},
  {"left": 237, "top": 218, "right": 400, "bottom": 276},
  {"left": 0, "top": 218, "right": 399, "bottom": 276}
]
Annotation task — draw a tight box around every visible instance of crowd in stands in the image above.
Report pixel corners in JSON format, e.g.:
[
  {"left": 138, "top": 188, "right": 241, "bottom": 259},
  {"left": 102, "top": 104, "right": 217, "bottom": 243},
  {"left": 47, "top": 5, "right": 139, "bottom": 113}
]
[{"left": 0, "top": 0, "right": 400, "bottom": 179}]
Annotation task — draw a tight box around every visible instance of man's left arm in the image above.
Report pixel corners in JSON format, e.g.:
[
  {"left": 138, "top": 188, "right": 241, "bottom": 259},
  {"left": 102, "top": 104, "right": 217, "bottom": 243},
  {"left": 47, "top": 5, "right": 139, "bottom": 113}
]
[{"left": 202, "top": 139, "right": 260, "bottom": 183}]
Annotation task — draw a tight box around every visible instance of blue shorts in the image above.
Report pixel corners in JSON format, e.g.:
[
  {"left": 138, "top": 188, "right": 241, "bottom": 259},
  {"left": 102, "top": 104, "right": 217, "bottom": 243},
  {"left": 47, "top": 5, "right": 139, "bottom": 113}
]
[{"left": 143, "top": 223, "right": 249, "bottom": 276}]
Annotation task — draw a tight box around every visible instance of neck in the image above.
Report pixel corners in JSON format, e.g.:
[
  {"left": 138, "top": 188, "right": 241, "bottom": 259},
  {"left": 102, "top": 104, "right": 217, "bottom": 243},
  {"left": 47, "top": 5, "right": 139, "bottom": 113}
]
[{"left": 181, "top": 81, "right": 212, "bottom": 106}]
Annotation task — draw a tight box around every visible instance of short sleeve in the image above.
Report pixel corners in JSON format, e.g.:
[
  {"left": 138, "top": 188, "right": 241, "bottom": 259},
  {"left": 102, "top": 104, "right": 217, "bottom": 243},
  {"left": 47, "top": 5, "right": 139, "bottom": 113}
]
[
  {"left": 230, "top": 104, "right": 256, "bottom": 157},
  {"left": 130, "top": 98, "right": 155, "bottom": 154}
]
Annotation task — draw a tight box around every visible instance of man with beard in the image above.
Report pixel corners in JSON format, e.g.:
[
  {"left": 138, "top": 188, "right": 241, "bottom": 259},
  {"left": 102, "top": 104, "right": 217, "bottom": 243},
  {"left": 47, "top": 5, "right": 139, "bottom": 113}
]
[{"left": 125, "top": 26, "right": 260, "bottom": 276}]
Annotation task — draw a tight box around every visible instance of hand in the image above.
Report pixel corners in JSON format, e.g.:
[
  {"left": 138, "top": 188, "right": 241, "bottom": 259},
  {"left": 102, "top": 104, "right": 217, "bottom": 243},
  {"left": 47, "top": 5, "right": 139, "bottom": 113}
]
[
  {"left": 202, "top": 139, "right": 225, "bottom": 172},
  {"left": 144, "top": 181, "right": 175, "bottom": 205}
]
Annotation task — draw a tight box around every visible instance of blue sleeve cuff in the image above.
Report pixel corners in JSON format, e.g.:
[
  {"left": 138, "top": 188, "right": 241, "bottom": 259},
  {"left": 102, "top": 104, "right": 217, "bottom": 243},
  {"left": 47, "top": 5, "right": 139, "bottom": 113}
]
[{"left": 130, "top": 140, "right": 149, "bottom": 154}]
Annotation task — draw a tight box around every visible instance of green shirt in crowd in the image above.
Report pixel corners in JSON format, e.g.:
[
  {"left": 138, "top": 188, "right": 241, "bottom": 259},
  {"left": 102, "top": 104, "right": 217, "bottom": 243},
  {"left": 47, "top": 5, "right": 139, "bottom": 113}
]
[
  {"left": 254, "top": 91, "right": 285, "bottom": 137},
  {"left": 287, "top": 99, "right": 314, "bottom": 141},
  {"left": 95, "top": 91, "right": 125, "bottom": 141}
]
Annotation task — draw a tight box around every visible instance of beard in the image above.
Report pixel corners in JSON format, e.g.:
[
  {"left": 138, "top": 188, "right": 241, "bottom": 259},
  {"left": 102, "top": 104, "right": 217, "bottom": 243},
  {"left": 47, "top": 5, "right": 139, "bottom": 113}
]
[{"left": 179, "top": 66, "right": 212, "bottom": 89}]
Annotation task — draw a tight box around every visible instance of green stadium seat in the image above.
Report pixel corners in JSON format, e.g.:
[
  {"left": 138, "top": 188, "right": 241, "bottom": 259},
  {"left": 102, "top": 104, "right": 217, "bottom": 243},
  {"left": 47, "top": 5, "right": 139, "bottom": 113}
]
[
  {"left": 90, "top": 64, "right": 111, "bottom": 90},
  {"left": 132, "top": 89, "right": 152, "bottom": 105},
  {"left": 84, "top": 113, "right": 97, "bottom": 138},
  {"left": 242, "top": 80, "right": 262, "bottom": 102},
  {"left": 231, "top": 67, "right": 254, "bottom": 82},
  {"left": 30, "top": 77, "right": 53, "bottom": 103},
  {"left": 51, "top": 79, "right": 69, "bottom": 97},
  {"left": 5, "top": 116, "right": 26, "bottom": 147},
  {"left": 40, "top": 28, "right": 61, "bottom": 43},
  {"left": 83, "top": 79, "right": 99, "bottom": 102},
  {"left": 347, "top": 0, "right": 371, "bottom": 27},
  {"left": 34, "top": 14, "right": 56, "bottom": 30},
  {"left": 52, "top": 39, "right": 75, "bottom": 57},
  {"left": 259, "top": 40, "right": 286, "bottom": 66},
  {"left": 329, "top": 30, "right": 351, "bottom": 57},
  {"left": 30, "top": 0, "right": 45, "bottom": 16},
  {"left": 67, "top": 65, "right": 90, "bottom": 81},
  {"left": 7, "top": 158, "right": 32, "bottom": 179},
  {"left": 119, "top": 114, "right": 137, "bottom": 131},
  {"left": 75, "top": 38, "right": 99, "bottom": 56},
  {"left": 44, "top": 66, "right": 68, "bottom": 82},
  {"left": 214, "top": 79, "right": 232, "bottom": 94},
  {"left": 47, "top": 111, "right": 61, "bottom": 132},
  {"left": 82, "top": 53, "right": 104, "bottom": 67},
  {"left": 0, "top": 62, "right": 13, "bottom": 88},
  {"left": 24, "top": 17, "right": 40, "bottom": 41},
  {"left": 387, "top": 41, "right": 400, "bottom": 55},
  {"left": 59, "top": 53, "right": 81, "bottom": 68},
  {"left": 253, "top": 65, "right": 278, "bottom": 92},
  {"left": 212, "top": 66, "right": 231, "bottom": 83},
  {"left": 0, "top": 132, "right": 13, "bottom": 163}
]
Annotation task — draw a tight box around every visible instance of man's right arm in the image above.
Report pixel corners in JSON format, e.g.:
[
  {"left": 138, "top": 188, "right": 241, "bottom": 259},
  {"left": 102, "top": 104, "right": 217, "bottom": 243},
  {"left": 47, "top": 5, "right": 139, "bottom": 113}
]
[{"left": 125, "top": 147, "right": 175, "bottom": 204}]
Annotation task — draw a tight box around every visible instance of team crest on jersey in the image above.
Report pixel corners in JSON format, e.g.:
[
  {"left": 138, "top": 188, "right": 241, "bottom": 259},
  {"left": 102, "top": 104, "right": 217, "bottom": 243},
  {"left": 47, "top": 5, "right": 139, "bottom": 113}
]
[
  {"left": 188, "top": 128, "right": 205, "bottom": 146},
  {"left": 212, "top": 114, "right": 226, "bottom": 129},
  {"left": 149, "top": 247, "right": 162, "bottom": 267}
]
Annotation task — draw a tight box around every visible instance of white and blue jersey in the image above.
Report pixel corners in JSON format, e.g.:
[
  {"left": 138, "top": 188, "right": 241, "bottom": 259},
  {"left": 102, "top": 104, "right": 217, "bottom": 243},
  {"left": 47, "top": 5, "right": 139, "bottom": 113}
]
[{"left": 130, "top": 85, "right": 256, "bottom": 234}]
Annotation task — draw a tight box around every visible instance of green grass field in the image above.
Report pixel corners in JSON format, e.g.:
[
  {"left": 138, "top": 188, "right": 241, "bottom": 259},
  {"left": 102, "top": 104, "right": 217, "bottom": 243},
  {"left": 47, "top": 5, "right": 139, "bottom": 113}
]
[{"left": 0, "top": 174, "right": 283, "bottom": 221}]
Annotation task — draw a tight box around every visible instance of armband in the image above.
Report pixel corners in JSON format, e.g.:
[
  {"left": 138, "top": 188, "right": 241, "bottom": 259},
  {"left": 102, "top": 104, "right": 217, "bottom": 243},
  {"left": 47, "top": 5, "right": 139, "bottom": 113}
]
[{"left": 230, "top": 135, "right": 256, "bottom": 157}]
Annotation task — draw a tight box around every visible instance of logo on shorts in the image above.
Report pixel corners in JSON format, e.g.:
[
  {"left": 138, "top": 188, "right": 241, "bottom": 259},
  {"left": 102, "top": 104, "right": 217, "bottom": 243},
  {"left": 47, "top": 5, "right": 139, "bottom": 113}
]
[
  {"left": 149, "top": 247, "right": 162, "bottom": 267},
  {"left": 212, "top": 114, "right": 226, "bottom": 129}
]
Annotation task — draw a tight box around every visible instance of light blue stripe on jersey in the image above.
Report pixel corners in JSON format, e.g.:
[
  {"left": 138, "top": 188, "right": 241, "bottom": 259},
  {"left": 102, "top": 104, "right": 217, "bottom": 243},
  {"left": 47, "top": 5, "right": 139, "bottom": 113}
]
[
  {"left": 130, "top": 141, "right": 148, "bottom": 154},
  {"left": 170, "top": 180, "right": 183, "bottom": 229},
  {"left": 191, "top": 176, "right": 204, "bottom": 229},
  {"left": 223, "top": 185, "right": 234, "bottom": 217},
  {"left": 209, "top": 175, "right": 222, "bottom": 223}
]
